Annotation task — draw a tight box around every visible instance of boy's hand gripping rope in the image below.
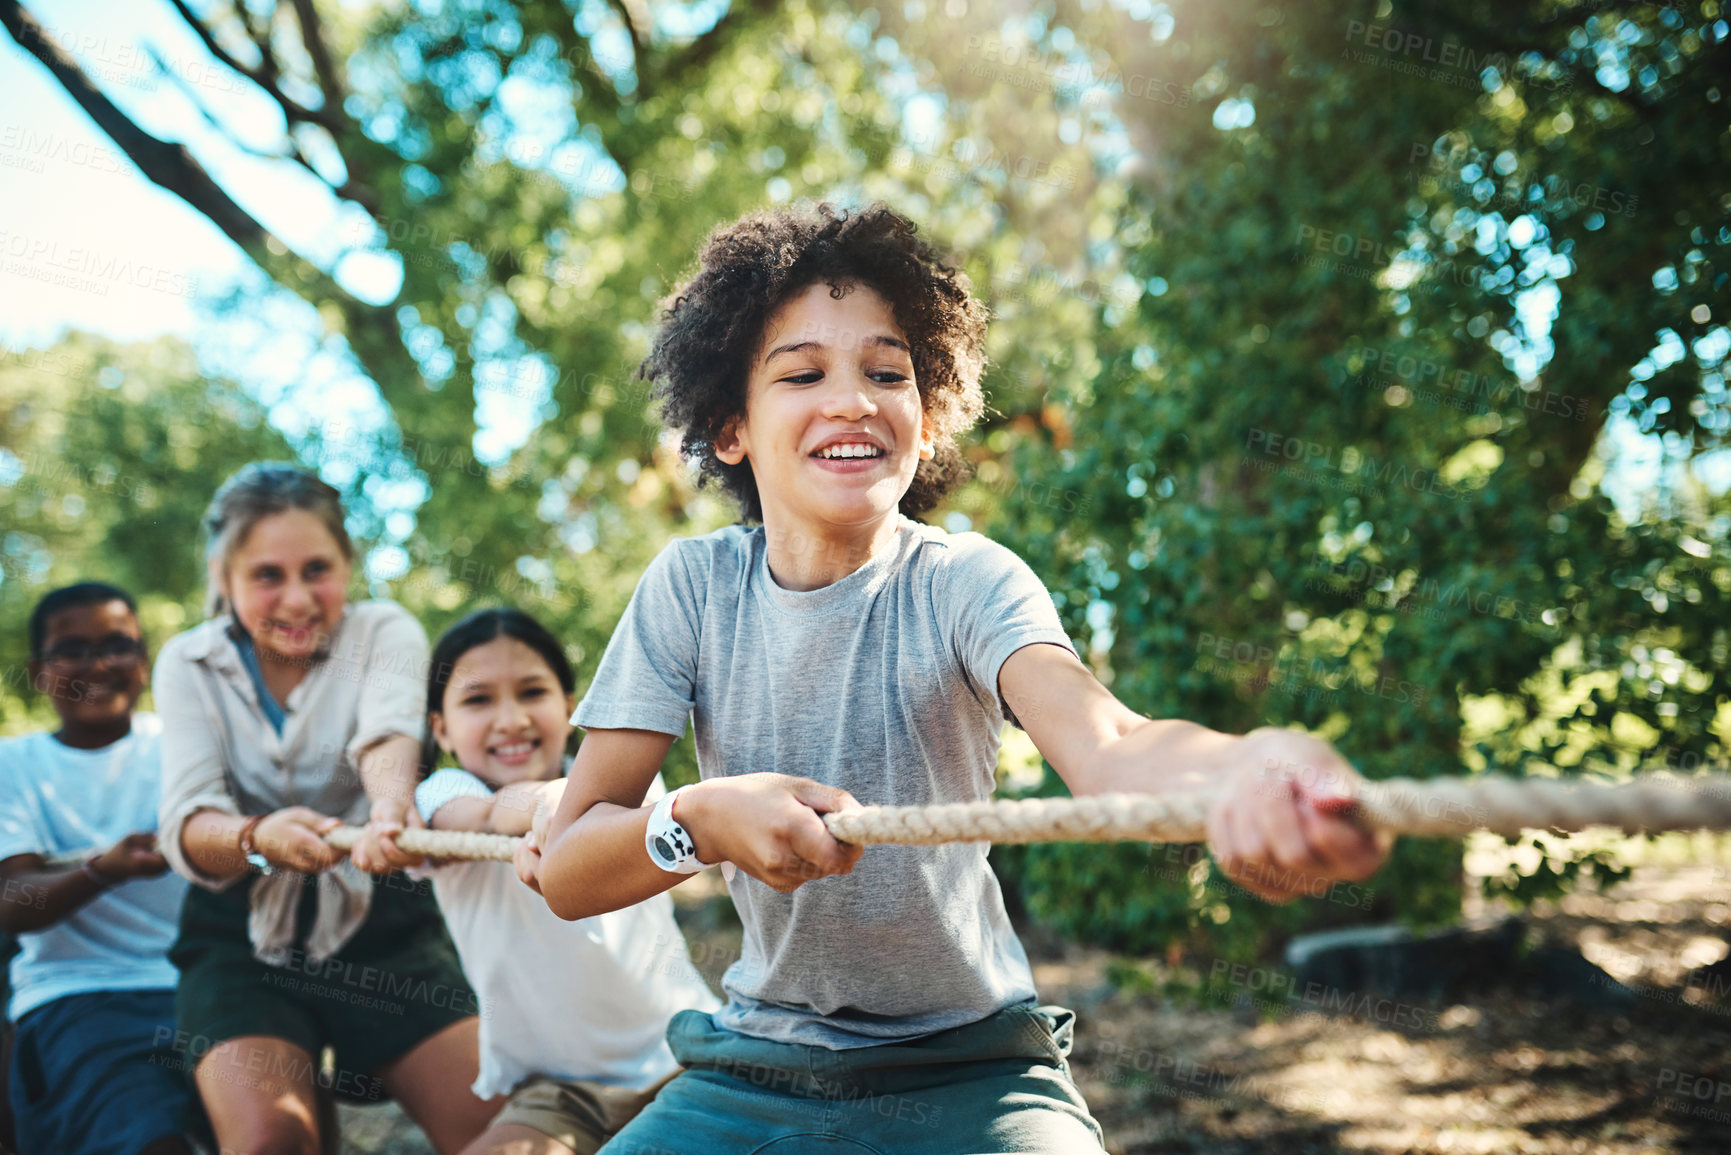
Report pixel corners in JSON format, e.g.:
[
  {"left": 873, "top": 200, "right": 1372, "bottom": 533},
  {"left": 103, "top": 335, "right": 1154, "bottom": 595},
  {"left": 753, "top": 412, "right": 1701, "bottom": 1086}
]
[{"left": 316, "top": 773, "right": 1731, "bottom": 862}]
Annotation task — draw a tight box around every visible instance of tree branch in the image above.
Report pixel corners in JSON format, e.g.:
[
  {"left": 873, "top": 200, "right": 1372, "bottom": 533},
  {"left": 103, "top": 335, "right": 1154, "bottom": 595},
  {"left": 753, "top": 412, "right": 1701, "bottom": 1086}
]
[
  {"left": 284, "top": 0, "right": 384, "bottom": 213},
  {"left": 287, "top": 0, "right": 343, "bottom": 114},
  {"left": 241, "top": 0, "right": 283, "bottom": 82},
  {"left": 2, "top": 1, "right": 272, "bottom": 256},
  {"left": 146, "top": 45, "right": 327, "bottom": 181},
  {"left": 644, "top": 0, "right": 778, "bottom": 100},
  {"left": 165, "top": 0, "right": 333, "bottom": 129},
  {"left": 513, "top": 9, "right": 622, "bottom": 123},
  {"left": 165, "top": 0, "right": 261, "bottom": 79},
  {"left": 600, "top": 0, "right": 645, "bottom": 58},
  {"left": 0, "top": 0, "right": 409, "bottom": 391}
]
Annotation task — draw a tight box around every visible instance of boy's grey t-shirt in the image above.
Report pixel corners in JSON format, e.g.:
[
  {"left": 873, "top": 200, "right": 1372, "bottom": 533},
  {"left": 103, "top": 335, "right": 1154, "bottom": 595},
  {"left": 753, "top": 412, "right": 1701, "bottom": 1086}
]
[{"left": 574, "top": 516, "right": 1076, "bottom": 1049}]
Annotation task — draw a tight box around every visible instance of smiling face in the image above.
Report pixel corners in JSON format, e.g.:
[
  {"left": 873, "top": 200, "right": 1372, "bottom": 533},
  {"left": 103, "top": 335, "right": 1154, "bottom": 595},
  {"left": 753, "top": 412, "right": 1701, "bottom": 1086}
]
[
  {"left": 30, "top": 599, "right": 147, "bottom": 740},
  {"left": 220, "top": 508, "right": 352, "bottom": 663},
  {"left": 715, "top": 280, "right": 934, "bottom": 536},
  {"left": 430, "top": 636, "right": 575, "bottom": 788}
]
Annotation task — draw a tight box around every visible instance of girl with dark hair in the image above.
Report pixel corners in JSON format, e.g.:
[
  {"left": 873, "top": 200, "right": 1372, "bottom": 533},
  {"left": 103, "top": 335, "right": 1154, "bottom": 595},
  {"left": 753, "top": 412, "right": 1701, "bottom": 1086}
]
[{"left": 415, "top": 609, "right": 715, "bottom": 1155}]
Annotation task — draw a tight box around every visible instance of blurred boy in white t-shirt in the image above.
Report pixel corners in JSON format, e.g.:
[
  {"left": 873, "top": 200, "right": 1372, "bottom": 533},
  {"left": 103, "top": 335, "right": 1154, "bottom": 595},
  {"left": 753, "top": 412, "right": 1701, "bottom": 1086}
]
[{"left": 0, "top": 583, "right": 195, "bottom": 1155}]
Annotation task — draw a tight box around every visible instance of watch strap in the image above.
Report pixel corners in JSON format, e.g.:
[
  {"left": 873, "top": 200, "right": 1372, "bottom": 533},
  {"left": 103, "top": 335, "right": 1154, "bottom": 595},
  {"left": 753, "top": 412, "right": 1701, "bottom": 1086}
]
[
  {"left": 645, "top": 786, "right": 707, "bottom": 874},
  {"left": 80, "top": 854, "right": 113, "bottom": 889},
  {"left": 236, "top": 814, "right": 272, "bottom": 874}
]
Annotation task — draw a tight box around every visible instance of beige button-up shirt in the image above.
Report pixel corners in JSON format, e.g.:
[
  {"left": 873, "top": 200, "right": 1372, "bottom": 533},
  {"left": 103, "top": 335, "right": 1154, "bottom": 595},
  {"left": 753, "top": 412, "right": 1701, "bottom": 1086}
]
[{"left": 155, "top": 599, "right": 430, "bottom": 964}]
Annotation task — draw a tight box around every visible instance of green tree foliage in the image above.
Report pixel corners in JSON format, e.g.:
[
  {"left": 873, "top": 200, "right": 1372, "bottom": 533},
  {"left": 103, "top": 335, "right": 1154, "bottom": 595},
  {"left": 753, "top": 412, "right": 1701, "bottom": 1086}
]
[
  {"left": 0, "top": 0, "right": 1111, "bottom": 782},
  {"left": 3, "top": 0, "right": 1110, "bottom": 778},
  {"left": 153, "top": 0, "right": 1113, "bottom": 779},
  {"left": 978, "top": 0, "right": 1730, "bottom": 957},
  {"left": 0, "top": 333, "right": 294, "bottom": 730},
  {"left": 5, "top": 0, "right": 1728, "bottom": 965}
]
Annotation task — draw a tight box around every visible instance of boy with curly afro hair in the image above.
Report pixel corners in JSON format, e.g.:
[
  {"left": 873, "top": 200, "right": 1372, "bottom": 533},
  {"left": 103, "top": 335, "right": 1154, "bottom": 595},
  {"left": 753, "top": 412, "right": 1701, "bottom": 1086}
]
[
  {"left": 524, "top": 202, "right": 1389, "bottom": 1153},
  {"left": 644, "top": 201, "right": 985, "bottom": 525}
]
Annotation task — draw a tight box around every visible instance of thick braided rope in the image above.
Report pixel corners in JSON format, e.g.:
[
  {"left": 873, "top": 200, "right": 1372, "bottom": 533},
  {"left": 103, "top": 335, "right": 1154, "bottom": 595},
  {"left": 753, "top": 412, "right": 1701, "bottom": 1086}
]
[
  {"left": 820, "top": 774, "right": 1731, "bottom": 846},
  {"left": 312, "top": 774, "right": 1731, "bottom": 859},
  {"left": 322, "top": 826, "right": 517, "bottom": 862}
]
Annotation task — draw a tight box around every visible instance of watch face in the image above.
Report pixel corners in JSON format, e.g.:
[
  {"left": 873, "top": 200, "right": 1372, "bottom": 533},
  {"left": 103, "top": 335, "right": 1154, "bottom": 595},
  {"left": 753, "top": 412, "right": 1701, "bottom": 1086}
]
[{"left": 650, "top": 835, "right": 677, "bottom": 866}]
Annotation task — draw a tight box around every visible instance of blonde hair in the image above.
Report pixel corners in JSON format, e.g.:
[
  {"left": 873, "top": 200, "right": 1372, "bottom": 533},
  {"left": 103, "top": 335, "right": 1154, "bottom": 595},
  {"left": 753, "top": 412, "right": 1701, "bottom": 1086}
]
[{"left": 202, "top": 462, "right": 353, "bottom": 617}]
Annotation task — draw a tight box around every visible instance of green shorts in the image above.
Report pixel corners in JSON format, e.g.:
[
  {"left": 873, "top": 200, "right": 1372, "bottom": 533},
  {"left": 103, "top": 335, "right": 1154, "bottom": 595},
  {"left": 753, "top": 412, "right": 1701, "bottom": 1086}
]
[
  {"left": 602, "top": 1003, "right": 1105, "bottom": 1154},
  {"left": 168, "top": 871, "right": 476, "bottom": 1100}
]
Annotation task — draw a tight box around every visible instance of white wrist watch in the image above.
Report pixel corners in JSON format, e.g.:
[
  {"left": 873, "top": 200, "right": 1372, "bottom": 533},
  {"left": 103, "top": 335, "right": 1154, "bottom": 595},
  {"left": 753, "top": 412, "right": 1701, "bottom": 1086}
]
[{"left": 645, "top": 785, "right": 708, "bottom": 874}]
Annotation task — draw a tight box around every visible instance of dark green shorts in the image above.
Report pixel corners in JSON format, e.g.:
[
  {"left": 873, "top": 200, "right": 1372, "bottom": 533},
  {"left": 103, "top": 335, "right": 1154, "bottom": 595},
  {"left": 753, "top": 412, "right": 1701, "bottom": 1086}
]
[
  {"left": 168, "top": 871, "right": 476, "bottom": 1099},
  {"left": 604, "top": 1003, "right": 1106, "bottom": 1153}
]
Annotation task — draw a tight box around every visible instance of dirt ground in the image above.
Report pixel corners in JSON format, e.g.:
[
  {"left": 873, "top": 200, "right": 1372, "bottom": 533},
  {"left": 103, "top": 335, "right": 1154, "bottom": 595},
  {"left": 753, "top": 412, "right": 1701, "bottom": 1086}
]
[
  {"left": 340, "top": 855, "right": 1731, "bottom": 1155},
  {"left": 1036, "top": 862, "right": 1731, "bottom": 1154}
]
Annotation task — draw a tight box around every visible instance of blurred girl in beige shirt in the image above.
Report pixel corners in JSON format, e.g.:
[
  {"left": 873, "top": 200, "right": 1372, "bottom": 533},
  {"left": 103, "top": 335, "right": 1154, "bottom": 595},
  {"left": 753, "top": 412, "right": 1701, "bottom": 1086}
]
[{"left": 155, "top": 462, "right": 497, "bottom": 1155}]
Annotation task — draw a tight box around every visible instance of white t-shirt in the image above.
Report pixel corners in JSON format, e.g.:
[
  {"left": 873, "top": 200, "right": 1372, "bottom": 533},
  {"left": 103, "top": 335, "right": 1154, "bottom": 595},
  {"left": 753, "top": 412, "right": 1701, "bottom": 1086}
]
[
  {"left": 415, "top": 768, "right": 719, "bottom": 1098},
  {"left": 0, "top": 716, "right": 188, "bottom": 1021}
]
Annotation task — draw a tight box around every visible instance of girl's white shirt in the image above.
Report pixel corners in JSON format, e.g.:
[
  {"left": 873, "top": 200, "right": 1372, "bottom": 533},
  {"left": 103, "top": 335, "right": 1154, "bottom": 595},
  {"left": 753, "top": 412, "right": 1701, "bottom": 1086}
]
[{"left": 415, "top": 768, "right": 719, "bottom": 1097}]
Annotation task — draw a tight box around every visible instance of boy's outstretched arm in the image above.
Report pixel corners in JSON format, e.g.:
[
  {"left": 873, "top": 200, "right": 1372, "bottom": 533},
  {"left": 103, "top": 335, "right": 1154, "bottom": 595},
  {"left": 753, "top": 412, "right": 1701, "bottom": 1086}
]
[
  {"left": 527, "top": 727, "right": 865, "bottom": 919},
  {"left": 0, "top": 833, "right": 169, "bottom": 934},
  {"left": 998, "top": 642, "right": 1391, "bottom": 904}
]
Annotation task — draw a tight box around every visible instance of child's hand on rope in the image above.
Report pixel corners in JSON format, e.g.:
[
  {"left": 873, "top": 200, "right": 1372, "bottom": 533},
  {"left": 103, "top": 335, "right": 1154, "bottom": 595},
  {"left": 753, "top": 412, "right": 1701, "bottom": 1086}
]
[
  {"left": 515, "top": 827, "right": 546, "bottom": 894},
  {"left": 680, "top": 773, "right": 865, "bottom": 894},
  {"left": 253, "top": 807, "right": 344, "bottom": 874},
  {"left": 350, "top": 798, "right": 427, "bottom": 874},
  {"left": 514, "top": 784, "right": 566, "bottom": 894},
  {"left": 1205, "top": 728, "right": 1391, "bottom": 904},
  {"left": 90, "top": 831, "right": 171, "bottom": 881}
]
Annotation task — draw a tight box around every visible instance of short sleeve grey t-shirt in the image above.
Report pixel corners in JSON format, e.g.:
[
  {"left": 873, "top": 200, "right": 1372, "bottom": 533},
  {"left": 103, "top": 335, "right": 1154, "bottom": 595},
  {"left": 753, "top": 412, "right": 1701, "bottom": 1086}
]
[{"left": 574, "top": 516, "right": 1076, "bottom": 1048}]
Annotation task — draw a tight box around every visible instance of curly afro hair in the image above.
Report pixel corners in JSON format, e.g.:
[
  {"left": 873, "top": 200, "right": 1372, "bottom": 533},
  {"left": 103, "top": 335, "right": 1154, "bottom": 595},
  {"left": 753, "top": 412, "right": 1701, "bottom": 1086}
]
[{"left": 640, "top": 202, "right": 988, "bottom": 522}]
